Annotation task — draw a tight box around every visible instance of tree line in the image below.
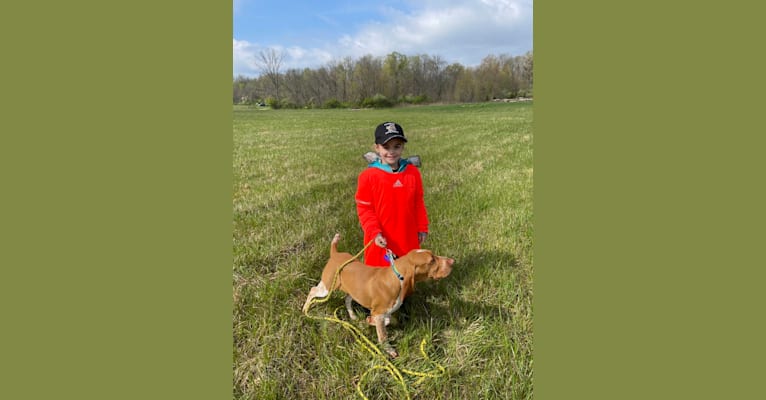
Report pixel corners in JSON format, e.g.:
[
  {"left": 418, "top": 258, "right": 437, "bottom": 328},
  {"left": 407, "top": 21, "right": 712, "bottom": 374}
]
[{"left": 233, "top": 50, "right": 533, "bottom": 108}]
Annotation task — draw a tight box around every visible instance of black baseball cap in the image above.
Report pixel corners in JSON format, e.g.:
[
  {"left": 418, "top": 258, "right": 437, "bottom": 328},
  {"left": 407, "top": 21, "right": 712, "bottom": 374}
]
[{"left": 374, "top": 122, "right": 408, "bottom": 145}]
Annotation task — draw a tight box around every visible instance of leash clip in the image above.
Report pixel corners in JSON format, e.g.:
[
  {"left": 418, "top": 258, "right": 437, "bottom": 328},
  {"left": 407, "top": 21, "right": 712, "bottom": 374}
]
[
  {"left": 385, "top": 249, "right": 404, "bottom": 281},
  {"left": 384, "top": 249, "right": 395, "bottom": 264}
]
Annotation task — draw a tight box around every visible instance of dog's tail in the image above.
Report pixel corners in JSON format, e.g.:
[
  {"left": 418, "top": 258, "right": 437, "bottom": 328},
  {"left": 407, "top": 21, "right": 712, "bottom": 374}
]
[{"left": 330, "top": 233, "right": 341, "bottom": 256}]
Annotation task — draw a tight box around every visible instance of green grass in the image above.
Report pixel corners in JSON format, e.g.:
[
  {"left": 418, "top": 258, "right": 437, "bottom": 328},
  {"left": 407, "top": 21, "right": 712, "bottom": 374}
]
[{"left": 233, "top": 102, "right": 533, "bottom": 399}]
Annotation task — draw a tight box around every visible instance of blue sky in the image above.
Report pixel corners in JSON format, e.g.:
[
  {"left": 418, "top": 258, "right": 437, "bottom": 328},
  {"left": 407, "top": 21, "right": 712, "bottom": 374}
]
[{"left": 233, "top": 0, "right": 533, "bottom": 77}]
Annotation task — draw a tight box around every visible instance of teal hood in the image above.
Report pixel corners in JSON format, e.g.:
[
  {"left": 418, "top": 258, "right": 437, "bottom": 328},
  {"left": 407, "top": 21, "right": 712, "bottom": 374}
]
[{"left": 367, "top": 157, "right": 413, "bottom": 173}]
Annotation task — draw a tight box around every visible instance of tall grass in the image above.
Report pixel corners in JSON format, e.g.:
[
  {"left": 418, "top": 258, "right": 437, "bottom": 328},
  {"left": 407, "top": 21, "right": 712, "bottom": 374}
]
[{"left": 233, "top": 102, "right": 533, "bottom": 399}]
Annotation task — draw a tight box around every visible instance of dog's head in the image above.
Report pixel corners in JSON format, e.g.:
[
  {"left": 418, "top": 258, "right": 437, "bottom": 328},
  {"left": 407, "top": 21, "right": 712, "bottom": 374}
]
[{"left": 405, "top": 249, "right": 455, "bottom": 282}]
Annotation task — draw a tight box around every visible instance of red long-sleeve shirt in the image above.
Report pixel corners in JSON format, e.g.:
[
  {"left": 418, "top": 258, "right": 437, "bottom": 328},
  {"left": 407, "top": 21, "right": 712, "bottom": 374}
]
[{"left": 355, "top": 163, "right": 429, "bottom": 266}]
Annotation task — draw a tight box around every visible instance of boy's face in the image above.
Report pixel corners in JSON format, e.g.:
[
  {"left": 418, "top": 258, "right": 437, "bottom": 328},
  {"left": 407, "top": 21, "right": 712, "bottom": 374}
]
[{"left": 376, "top": 139, "right": 405, "bottom": 168}]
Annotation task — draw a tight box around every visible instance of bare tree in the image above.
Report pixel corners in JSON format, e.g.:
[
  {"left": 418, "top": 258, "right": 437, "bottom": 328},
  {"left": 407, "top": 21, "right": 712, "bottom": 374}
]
[
  {"left": 423, "top": 54, "right": 447, "bottom": 101},
  {"left": 521, "top": 51, "right": 533, "bottom": 94},
  {"left": 255, "top": 48, "right": 284, "bottom": 101}
]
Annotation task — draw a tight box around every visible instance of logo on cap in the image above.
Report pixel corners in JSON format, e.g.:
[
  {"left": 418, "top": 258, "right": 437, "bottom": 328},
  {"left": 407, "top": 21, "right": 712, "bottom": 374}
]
[{"left": 375, "top": 121, "right": 406, "bottom": 144}]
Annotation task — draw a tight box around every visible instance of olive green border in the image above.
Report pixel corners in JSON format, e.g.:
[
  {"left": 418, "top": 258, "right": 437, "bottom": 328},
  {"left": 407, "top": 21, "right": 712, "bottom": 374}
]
[
  {"left": 3, "top": 2, "right": 231, "bottom": 399},
  {"left": 535, "top": 1, "right": 765, "bottom": 399},
  {"left": 6, "top": 1, "right": 765, "bottom": 399}
]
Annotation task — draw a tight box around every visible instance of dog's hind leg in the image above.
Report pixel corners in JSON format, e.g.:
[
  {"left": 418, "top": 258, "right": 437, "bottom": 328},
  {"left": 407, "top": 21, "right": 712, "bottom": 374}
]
[
  {"left": 302, "top": 281, "right": 329, "bottom": 313},
  {"left": 345, "top": 295, "right": 359, "bottom": 320}
]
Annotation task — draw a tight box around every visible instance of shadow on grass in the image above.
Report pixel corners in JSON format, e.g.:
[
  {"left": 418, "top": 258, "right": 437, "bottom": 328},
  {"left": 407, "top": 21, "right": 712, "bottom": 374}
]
[{"left": 405, "top": 254, "right": 518, "bottom": 320}]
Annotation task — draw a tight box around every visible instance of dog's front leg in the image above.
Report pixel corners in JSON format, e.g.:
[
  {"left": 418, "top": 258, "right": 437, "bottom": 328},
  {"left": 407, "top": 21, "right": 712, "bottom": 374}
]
[{"left": 373, "top": 314, "right": 398, "bottom": 358}]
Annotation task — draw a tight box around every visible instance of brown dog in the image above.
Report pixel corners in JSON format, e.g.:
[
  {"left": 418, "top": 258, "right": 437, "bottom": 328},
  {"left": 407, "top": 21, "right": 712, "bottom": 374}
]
[{"left": 302, "top": 233, "right": 454, "bottom": 358}]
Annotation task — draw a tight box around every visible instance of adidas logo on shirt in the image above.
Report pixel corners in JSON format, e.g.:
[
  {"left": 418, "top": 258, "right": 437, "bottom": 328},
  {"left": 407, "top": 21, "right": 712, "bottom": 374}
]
[{"left": 393, "top": 179, "right": 403, "bottom": 188}]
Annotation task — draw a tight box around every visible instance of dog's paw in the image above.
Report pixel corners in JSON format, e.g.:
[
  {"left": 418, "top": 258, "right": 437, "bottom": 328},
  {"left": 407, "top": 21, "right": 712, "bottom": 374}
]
[{"left": 383, "top": 342, "right": 399, "bottom": 358}]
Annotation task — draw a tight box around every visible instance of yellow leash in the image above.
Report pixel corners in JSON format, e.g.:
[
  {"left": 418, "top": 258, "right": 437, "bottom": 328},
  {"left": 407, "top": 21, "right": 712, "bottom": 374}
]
[{"left": 303, "top": 239, "right": 446, "bottom": 399}]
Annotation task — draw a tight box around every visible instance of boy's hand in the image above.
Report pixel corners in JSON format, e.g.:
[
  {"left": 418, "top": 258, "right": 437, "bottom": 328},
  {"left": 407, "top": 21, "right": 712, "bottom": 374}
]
[{"left": 375, "top": 233, "right": 387, "bottom": 248}]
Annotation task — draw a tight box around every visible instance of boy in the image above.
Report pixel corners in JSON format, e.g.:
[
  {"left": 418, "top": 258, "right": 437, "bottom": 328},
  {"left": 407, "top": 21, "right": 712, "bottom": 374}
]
[{"left": 355, "top": 122, "right": 429, "bottom": 266}]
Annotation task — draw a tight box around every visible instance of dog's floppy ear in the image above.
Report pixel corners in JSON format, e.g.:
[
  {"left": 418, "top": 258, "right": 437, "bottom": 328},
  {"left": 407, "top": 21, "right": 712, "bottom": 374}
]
[
  {"left": 411, "top": 249, "right": 434, "bottom": 265},
  {"left": 409, "top": 250, "right": 435, "bottom": 281}
]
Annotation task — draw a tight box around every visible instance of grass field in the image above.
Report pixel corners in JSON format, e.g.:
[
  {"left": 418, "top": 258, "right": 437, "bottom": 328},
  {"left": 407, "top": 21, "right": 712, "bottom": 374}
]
[{"left": 233, "top": 102, "right": 533, "bottom": 399}]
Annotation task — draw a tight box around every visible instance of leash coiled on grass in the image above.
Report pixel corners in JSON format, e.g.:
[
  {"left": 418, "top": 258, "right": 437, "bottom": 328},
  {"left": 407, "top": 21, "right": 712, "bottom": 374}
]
[{"left": 303, "top": 239, "right": 446, "bottom": 400}]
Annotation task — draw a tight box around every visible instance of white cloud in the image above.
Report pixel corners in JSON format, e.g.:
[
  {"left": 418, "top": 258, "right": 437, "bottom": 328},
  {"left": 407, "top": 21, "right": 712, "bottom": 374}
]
[
  {"left": 342, "top": 0, "right": 532, "bottom": 65},
  {"left": 233, "top": 38, "right": 259, "bottom": 77},
  {"left": 233, "top": 0, "right": 532, "bottom": 77}
]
